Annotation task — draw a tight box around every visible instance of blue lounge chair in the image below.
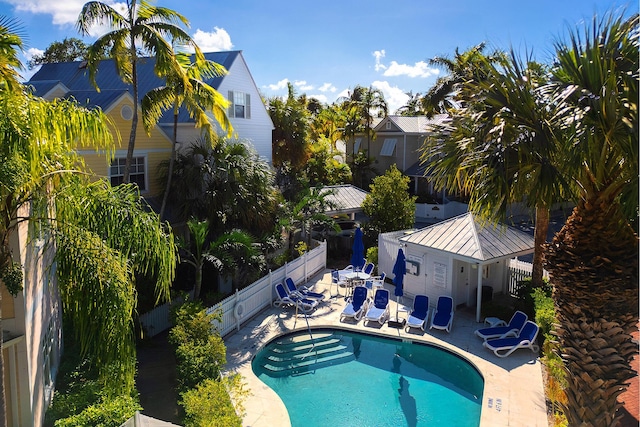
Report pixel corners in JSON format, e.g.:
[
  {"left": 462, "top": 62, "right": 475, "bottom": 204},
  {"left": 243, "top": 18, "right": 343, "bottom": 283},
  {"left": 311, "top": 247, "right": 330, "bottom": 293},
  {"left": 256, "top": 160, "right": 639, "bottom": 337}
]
[
  {"left": 274, "top": 283, "right": 318, "bottom": 313},
  {"left": 483, "top": 321, "right": 540, "bottom": 358},
  {"left": 475, "top": 311, "right": 528, "bottom": 340},
  {"left": 364, "top": 288, "right": 390, "bottom": 326},
  {"left": 429, "top": 296, "right": 454, "bottom": 332},
  {"left": 284, "top": 277, "right": 325, "bottom": 301},
  {"left": 340, "top": 286, "right": 369, "bottom": 322},
  {"left": 405, "top": 295, "right": 429, "bottom": 332}
]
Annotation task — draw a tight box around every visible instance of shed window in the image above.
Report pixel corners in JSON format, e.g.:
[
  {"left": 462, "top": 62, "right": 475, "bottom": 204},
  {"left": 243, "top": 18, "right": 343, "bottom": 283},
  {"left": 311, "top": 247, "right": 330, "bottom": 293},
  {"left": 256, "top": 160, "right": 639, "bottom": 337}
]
[{"left": 354, "top": 138, "right": 362, "bottom": 153}]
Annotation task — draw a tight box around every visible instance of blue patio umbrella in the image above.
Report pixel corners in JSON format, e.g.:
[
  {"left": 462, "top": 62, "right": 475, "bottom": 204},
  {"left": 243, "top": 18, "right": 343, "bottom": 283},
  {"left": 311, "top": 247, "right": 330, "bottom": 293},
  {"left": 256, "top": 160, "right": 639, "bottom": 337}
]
[
  {"left": 392, "top": 248, "right": 406, "bottom": 320},
  {"left": 351, "top": 227, "right": 365, "bottom": 270}
]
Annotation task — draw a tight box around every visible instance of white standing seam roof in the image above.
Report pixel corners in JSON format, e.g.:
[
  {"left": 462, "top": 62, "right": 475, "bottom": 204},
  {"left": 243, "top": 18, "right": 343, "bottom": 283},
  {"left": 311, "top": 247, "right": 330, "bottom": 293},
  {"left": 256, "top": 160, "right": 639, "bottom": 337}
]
[
  {"left": 400, "top": 213, "right": 534, "bottom": 262},
  {"left": 318, "top": 185, "right": 369, "bottom": 215}
]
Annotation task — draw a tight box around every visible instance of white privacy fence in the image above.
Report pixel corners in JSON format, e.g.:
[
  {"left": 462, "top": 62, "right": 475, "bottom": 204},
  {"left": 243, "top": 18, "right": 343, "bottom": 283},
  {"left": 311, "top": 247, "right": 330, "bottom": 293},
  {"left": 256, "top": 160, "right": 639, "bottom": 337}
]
[
  {"left": 507, "top": 258, "right": 549, "bottom": 296},
  {"left": 138, "top": 241, "right": 327, "bottom": 338}
]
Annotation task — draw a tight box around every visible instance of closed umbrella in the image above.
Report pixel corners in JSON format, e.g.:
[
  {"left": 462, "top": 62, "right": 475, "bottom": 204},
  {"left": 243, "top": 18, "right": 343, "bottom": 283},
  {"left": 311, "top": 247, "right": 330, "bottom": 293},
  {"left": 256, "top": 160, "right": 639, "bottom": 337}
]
[
  {"left": 351, "top": 227, "right": 365, "bottom": 270},
  {"left": 392, "top": 248, "right": 406, "bottom": 325}
]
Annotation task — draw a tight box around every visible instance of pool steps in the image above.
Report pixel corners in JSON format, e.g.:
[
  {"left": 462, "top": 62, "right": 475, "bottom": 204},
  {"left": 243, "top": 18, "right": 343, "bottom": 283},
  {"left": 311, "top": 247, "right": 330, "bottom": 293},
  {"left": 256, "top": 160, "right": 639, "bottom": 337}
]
[{"left": 258, "top": 332, "right": 354, "bottom": 375}]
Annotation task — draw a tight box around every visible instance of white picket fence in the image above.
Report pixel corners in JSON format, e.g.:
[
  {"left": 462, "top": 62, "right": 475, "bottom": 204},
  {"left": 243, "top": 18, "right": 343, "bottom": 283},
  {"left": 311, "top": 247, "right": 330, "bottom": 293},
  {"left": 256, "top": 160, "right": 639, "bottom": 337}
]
[
  {"left": 138, "top": 241, "right": 327, "bottom": 338},
  {"left": 507, "top": 258, "right": 548, "bottom": 296}
]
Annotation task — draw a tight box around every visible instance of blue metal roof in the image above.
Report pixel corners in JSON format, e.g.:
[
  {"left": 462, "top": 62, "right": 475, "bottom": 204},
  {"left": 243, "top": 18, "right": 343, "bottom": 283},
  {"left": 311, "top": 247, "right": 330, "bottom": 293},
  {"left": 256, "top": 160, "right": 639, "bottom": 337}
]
[{"left": 27, "top": 51, "right": 241, "bottom": 124}]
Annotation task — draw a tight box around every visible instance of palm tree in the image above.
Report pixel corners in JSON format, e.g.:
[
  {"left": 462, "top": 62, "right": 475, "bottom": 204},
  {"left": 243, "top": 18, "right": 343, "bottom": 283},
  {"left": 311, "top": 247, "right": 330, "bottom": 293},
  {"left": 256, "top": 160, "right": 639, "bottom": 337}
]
[
  {"left": 180, "top": 219, "right": 264, "bottom": 300},
  {"left": 424, "top": 51, "right": 567, "bottom": 288},
  {"left": 77, "top": 0, "right": 201, "bottom": 184},
  {"left": 142, "top": 52, "right": 232, "bottom": 220},
  {"left": 543, "top": 11, "right": 638, "bottom": 426},
  {"left": 339, "top": 85, "right": 387, "bottom": 156},
  {"left": 161, "top": 135, "right": 279, "bottom": 237},
  {"left": 0, "top": 16, "right": 22, "bottom": 91},
  {"left": 269, "top": 82, "right": 311, "bottom": 171},
  {"left": 421, "top": 43, "right": 504, "bottom": 117},
  {"left": 0, "top": 26, "right": 177, "bottom": 423}
]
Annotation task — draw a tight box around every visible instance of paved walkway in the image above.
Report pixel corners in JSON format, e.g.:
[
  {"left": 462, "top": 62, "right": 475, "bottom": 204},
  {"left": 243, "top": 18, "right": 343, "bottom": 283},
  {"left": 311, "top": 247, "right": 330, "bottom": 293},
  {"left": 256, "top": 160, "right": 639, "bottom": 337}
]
[{"left": 224, "top": 269, "right": 548, "bottom": 427}]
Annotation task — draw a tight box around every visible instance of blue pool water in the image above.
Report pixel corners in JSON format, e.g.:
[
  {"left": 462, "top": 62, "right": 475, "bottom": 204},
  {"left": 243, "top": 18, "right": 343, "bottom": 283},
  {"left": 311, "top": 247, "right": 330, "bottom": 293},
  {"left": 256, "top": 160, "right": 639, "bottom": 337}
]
[{"left": 251, "top": 329, "right": 483, "bottom": 427}]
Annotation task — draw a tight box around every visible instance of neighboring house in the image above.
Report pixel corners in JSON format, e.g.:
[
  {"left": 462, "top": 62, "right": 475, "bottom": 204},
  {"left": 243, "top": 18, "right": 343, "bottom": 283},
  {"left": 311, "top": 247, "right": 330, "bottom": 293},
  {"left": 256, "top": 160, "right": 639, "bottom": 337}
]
[
  {"left": 26, "top": 51, "right": 274, "bottom": 198},
  {"left": 3, "top": 204, "right": 62, "bottom": 427},
  {"left": 348, "top": 115, "right": 449, "bottom": 194},
  {"left": 378, "top": 212, "right": 535, "bottom": 322}
]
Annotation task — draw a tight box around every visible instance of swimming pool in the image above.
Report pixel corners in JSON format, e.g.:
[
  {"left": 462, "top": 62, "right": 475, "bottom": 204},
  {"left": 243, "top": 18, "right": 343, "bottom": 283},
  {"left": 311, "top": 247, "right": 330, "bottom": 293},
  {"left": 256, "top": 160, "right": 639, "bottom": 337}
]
[{"left": 252, "top": 328, "right": 484, "bottom": 427}]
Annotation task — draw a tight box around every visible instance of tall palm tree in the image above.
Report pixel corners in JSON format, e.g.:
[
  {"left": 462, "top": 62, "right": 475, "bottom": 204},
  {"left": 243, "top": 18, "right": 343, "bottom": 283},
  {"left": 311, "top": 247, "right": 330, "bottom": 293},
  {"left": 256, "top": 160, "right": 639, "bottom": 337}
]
[
  {"left": 0, "top": 16, "right": 22, "bottom": 91},
  {"left": 339, "top": 85, "right": 388, "bottom": 155},
  {"left": 421, "top": 43, "right": 504, "bottom": 117},
  {"left": 77, "top": 0, "right": 201, "bottom": 183},
  {"left": 142, "top": 52, "right": 232, "bottom": 220},
  {"left": 424, "top": 51, "right": 568, "bottom": 288},
  {"left": 543, "top": 11, "right": 638, "bottom": 426}
]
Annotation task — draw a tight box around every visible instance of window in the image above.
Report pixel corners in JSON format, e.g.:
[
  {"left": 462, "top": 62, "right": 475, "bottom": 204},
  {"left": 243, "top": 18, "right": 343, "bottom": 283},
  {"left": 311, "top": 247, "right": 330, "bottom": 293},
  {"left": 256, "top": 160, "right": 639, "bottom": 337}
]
[
  {"left": 380, "top": 138, "right": 397, "bottom": 156},
  {"left": 353, "top": 138, "right": 362, "bottom": 153},
  {"left": 385, "top": 121, "right": 392, "bottom": 130},
  {"left": 228, "top": 91, "right": 251, "bottom": 119},
  {"left": 110, "top": 156, "right": 146, "bottom": 191}
]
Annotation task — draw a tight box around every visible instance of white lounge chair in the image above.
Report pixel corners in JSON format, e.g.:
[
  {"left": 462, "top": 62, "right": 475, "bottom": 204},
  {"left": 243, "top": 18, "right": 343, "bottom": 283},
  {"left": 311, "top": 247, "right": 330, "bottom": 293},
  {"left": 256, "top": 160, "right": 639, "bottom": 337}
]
[
  {"left": 429, "top": 296, "right": 454, "bottom": 333},
  {"left": 475, "top": 311, "right": 528, "bottom": 341},
  {"left": 405, "top": 295, "right": 429, "bottom": 332},
  {"left": 364, "top": 288, "right": 390, "bottom": 326},
  {"left": 340, "top": 286, "right": 369, "bottom": 322},
  {"left": 483, "top": 321, "right": 540, "bottom": 357}
]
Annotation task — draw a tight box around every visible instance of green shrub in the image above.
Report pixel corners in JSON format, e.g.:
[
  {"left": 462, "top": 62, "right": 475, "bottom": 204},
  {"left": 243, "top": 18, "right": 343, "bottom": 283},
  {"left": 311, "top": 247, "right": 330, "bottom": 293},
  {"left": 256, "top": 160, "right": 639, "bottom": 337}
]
[
  {"left": 54, "top": 395, "right": 141, "bottom": 427},
  {"left": 532, "top": 287, "right": 555, "bottom": 339},
  {"left": 181, "top": 377, "right": 244, "bottom": 427},
  {"left": 169, "top": 301, "right": 227, "bottom": 393},
  {"left": 366, "top": 246, "right": 378, "bottom": 267}
]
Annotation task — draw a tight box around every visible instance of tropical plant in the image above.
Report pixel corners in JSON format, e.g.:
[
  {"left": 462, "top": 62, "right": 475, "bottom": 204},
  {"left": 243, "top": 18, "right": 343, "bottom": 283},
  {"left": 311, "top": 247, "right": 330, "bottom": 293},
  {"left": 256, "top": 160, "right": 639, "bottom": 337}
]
[
  {"left": 161, "top": 135, "right": 279, "bottom": 237},
  {"left": 339, "top": 85, "right": 388, "bottom": 155},
  {"left": 543, "top": 10, "right": 639, "bottom": 426},
  {"left": 0, "top": 16, "right": 23, "bottom": 91},
  {"left": 421, "top": 43, "right": 504, "bottom": 117},
  {"left": 304, "top": 136, "right": 352, "bottom": 186},
  {"left": 180, "top": 219, "right": 264, "bottom": 299},
  {"left": 421, "top": 51, "right": 567, "bottom": 287},
  {"left": 361, "top": 165, "right": 416, "bottom": 237},
  {"left": 77, "top": 0, "right": 201, "bottom": 183},
  {"left": 142, "top": 52, "right": 232, "bottom": 220},
  {"left": 27, "top": 37, "right": 89, "bottom": 69},
  {"left": 269, "top": 82, "right": 312, "bottom": 171}
]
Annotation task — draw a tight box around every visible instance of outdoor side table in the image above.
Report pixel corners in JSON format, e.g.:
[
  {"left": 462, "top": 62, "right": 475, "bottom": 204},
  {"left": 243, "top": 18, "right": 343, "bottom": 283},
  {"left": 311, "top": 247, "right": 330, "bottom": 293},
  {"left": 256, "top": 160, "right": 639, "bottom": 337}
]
[{"left": 484, "top": 317, "right": 507, "bottom": 327}]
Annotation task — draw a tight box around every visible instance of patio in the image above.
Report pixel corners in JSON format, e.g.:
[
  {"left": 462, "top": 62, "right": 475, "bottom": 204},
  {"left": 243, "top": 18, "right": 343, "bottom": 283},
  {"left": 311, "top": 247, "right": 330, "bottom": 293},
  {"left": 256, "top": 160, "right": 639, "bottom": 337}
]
[{"left": 224, "top": 269, "right": 548, "bottom": 427}]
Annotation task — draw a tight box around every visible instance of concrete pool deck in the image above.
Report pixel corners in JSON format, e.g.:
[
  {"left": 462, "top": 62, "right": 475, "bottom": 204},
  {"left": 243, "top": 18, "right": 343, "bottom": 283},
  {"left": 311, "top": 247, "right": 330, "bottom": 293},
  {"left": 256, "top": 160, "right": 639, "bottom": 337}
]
[{"left": 224, "top": 269, "right": 548, "bottom": 427}]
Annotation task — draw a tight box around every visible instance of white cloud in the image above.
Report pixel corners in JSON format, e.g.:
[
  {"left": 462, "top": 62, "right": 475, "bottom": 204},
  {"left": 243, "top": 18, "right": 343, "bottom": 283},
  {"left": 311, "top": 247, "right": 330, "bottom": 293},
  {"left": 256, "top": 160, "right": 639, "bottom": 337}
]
[
  {"left": 318, "top": 83, "right": 337, "bottom": 93},
  {"left": 4, "top": 0, "right": 86, "bottom": 25},
  {"left": 265, "top": 78, "right": 289, "bottom": 91},
  {"left": 307, "top": 94, "right": 329, "bottom": 104},
  {"left": 25, "top": 47, "right": 44, "bottom": 61},
  {"left": 192, "top": 28, "right": 233, "bottom": 52},
  {"left": 294, "top": 80, "right": 314, "bottom": 91},
  {"left": 371, "top": 80, "right": 410, "bottom": 114},
  {"left": 373, "top": 49, "right": 386, "bottom": 71},
  {"left": 383, "top": 60, "right": 439, "bottom": 78}
]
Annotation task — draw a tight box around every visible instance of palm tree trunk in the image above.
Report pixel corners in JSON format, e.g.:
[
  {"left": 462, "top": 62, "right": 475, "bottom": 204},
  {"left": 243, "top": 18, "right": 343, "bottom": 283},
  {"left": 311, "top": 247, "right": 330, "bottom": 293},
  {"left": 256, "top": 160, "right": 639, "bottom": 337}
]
[
  {"left": 531, "top": 205, "right": 549, "bottom": 288},
  {"left": 159, "top": 112, "right": 179, "bottom": 221},
  {"left": 123, "top": 35, "right": 139, "bottom": 184},
  {"left": 545, "top": 198, "right": 639, "bottom": 426}
]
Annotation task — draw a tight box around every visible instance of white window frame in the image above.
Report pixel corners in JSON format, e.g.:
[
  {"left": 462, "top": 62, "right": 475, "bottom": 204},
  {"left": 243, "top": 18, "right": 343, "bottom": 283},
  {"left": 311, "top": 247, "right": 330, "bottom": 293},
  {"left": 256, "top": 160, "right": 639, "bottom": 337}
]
[
  {"left": 228, "top": 91, "right": 251, "bottom": 119},
  {"left": 380, "top": 138, "right": 397, "bottom": 156},
  {"left": 109, "top": 156, "right": 147, "bottom": 191},
  {"left": 353, "top": 138, "right": 362, "bottom": 153}
]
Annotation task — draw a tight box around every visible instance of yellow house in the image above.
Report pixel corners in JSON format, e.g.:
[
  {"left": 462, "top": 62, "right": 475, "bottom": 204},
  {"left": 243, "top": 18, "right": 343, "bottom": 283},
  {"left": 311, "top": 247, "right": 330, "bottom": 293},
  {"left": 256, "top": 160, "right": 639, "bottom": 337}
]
[{"left": 27, "top": 51, "right": 274, "bottom": 199}]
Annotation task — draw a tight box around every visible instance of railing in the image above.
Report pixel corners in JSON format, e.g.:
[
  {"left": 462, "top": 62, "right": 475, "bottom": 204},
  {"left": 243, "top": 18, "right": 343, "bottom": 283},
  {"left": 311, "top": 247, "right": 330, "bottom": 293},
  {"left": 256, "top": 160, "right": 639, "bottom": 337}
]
[
  {"left": 138, "top": 241, "right": 327, "bottom": 338},
  {"left": 507, "top": 258, "right": 549, "bottom": 296}
]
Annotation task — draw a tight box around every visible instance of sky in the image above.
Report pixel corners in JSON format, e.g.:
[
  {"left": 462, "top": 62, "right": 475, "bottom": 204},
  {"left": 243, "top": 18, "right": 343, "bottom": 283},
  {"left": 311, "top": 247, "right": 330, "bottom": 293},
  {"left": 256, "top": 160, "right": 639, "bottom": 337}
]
[{"left": 0, "top": 0, "right": 633, "bottom": 113}]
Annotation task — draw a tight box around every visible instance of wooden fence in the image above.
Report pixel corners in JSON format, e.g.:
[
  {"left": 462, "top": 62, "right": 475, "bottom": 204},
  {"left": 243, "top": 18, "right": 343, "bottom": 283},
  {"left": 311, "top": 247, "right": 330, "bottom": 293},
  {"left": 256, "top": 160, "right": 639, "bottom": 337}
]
[{"left": 138, "top": 241, "right": 327, "bottom": 338}]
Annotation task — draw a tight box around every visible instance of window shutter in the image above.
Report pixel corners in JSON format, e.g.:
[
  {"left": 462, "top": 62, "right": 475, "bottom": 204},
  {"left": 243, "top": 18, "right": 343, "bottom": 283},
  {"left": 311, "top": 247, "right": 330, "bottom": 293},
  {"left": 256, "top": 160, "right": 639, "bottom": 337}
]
[
  {"left": 228, "top": 90, "right": 234, "bottom": 118},
  {"left": 246, "top": 93, "right": 251, "bottom": 119}
]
